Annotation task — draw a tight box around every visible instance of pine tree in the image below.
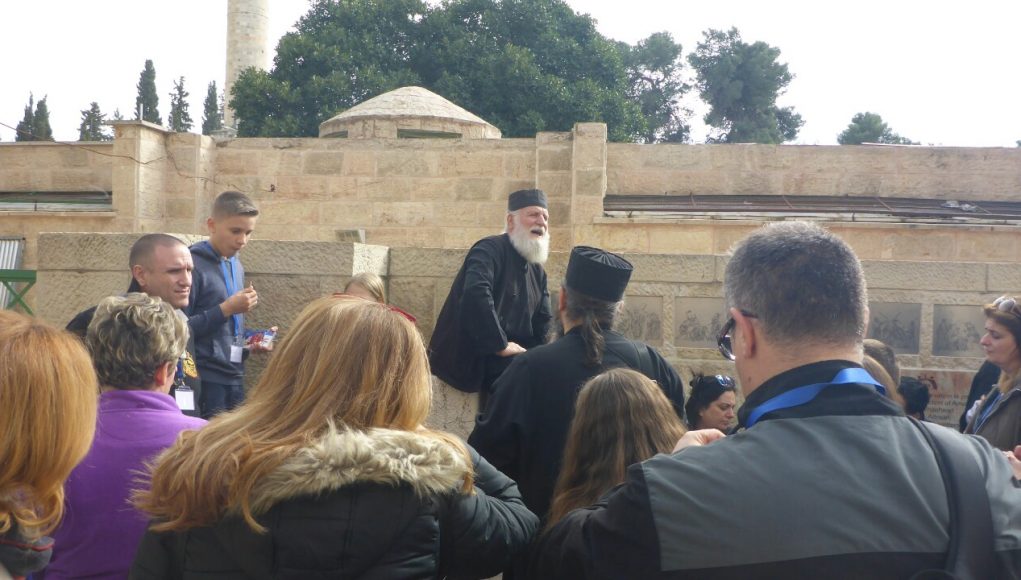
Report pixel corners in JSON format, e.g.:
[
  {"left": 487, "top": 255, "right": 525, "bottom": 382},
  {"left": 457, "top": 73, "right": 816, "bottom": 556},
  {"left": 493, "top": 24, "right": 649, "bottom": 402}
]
[
  {"left": 14, "top": 94, "right": 34, "bottom": 141},
  {"left": 201, "top": 81, "right": 222, "bottom": 135},
  {"left": 167, "top": 76, "right": 193, "bottom": 132},
  {"left": 112, "top": 108, "right": 124, "bottom": 121},
  {"left": 78, "top": 102, "right": 112, "bottom": 141},
  {"left": 135, "top": 59, "right": 162, "bottom": 124},
  {"left": 32, "top": 96, "right": 53, "bottom": 141}
]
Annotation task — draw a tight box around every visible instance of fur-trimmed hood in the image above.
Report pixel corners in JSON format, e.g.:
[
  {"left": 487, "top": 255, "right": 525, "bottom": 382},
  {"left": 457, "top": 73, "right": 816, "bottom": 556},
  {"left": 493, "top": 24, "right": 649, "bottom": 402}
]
[{"left": 244, "top": 426, "right": 472, "bottom": 515}]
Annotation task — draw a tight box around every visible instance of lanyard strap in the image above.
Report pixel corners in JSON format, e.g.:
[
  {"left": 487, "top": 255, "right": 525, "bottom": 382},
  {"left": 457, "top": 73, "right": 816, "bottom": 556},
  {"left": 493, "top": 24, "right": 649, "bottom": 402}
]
[
  {"left": 973, "top": 390, "right": 1002, "bottom": 433},
  {"left": 219, "top": 255, "right": 242, "bottom": 337},
  {"left": 745, "top": 367, "right": 886, "bottom": 428}
]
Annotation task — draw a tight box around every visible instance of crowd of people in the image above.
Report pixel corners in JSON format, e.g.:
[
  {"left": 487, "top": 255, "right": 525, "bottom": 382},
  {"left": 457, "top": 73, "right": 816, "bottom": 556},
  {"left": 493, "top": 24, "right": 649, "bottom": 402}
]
[{"left": 1, "top": 188, "right": 1020, "bottom": 579}]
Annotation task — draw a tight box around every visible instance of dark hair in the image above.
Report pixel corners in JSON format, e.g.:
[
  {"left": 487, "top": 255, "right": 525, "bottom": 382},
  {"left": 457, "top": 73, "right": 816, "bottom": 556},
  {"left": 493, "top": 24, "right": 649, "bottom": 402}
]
[
  {"left": 128, "top": 233, "right": 186, "bottom": 270},
  {"left": 548, "top": 368, "right": 685, "bottom": 528},
  {"left": 898, "top": 376, "right": 930, "bottom": 419},
  {"left": 684, "top": 374, "right": 737, "bottom": 429},
  {"left": 863, "top": 339, "right": 899, "bottom": 385},
  {"left": 724, "top": 221, "right": 867, "bottom": 348},
  {"left": 563, "top": 285, "right": 620, "bottom": 367},
  {"left": 211, "top": 190, "right": 259, "bottom": 218}
]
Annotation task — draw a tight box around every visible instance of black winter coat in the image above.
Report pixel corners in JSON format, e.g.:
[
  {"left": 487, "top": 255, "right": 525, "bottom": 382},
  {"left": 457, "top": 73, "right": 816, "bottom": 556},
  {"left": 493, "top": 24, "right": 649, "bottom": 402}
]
[{"left": 129, "top": 427, "right": 538, "bottom": 580}]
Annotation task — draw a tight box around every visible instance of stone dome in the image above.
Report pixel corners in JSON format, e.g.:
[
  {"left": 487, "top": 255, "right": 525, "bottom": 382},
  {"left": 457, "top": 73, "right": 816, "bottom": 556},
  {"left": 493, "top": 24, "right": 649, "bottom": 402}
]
[{"left": 319, "top": 86, "right": 501, "bottom": 139}]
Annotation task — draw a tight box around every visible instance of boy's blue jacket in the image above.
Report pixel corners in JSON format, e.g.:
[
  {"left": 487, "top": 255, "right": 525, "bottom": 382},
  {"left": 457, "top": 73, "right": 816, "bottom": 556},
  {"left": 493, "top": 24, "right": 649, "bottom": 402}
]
[{"left": 186, "top": 240, "right": 245, "bottom": 384}]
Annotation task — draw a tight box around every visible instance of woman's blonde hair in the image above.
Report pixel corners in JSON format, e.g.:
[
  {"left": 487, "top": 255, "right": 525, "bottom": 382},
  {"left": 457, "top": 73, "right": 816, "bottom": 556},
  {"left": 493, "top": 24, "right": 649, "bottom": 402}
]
[
  {"left": 344, "top": 272, "right": 386, "bottom": 304},
  {"left": 862, "top": 354, "right": 904, "bottom": 408},
  {"left": 87, "top": 293, "right": 188, "bottom": 389},
  {"left": 135, "top": 295, "right": 470, "bottom": 532},
  {"left": 983, "top": 302, "right": 1021, "bottom": 394},
  {"left": 547, "top": 368, "right": 686, "bottom": 528},
  {"left": 0, "top": 311, "right": 98, "bottom": 538}
]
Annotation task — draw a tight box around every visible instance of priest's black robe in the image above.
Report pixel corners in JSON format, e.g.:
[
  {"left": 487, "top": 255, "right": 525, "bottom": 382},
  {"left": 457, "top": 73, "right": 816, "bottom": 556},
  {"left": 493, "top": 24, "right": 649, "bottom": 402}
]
[
  {"left": 429, "top": 233, "right": 552, "bottom": 393},
  {"left": 468, "top": 327, "right": 686, "bottom": 522}
]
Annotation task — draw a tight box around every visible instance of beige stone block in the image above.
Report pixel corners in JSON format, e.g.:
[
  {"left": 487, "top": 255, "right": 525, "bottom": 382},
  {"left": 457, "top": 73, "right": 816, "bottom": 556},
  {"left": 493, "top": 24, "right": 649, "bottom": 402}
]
[
  {"left": 37, "top": 232, "right": 138, "bottom": 270},
  {"left": 574, "top": 123, "right": 607, "bottom": 140},
  {"left": 887, "top": 232, "right": 956, "bottom": 261},
  {"left": 987, "top": 263, "right": 1021, "bottom": 293},
  {"left": 35, "top": 270, "right": 129, "bottom": 326},
  {"left": 426, "top": 379, "right": 478, "bottom": 440},
  {"left": 389, "top": 276, "right": 437, "bottom": 333},
  {"left": 570, "top": 196, "right": 601, "bottom": 225},
  {"left": 453, "top": 178, "right": 496, "bottom": 201},
  {"left": 547, "top": 200, "right": 571, "bottom": 227},
  {"left": 356, "top": 177, "right": 413, "bottom": 201},
  {"left": 573, "top": 142, "right": 605, "bottom": 170},
  {"left": 377, "top": 151, "right": 436, "bottom": 177},
  {"left": 838, "top": 173, "right": 884, "bottom": 196},
  {"left": 274, "top": 175, "right": 330, "bottom": 200},
  {"left": 957, "top": 232, "right": 1019, "bottom": 262},
  {"left": 278, "top": 151, "right": 304, "bottom": 175},
  {"left": 782, "top": 173, "right": 841, "bottom": 196},
  {"left": 443, "top": 227, "right": 496, "bottom": 249},
  {"left": 326, "top": 176, "right": 359, "bottom": 199},
  {"left": 641, "top": 145, "right": 709, "bottom": 171},
  {"left": 626, "top": 254, "right": 715, "bottom": 283},
  {"left": 536, "top": 172, "right": 571, "bottom": 198},
  {"left": 666, "top": 171, "right": 730, "bottom": 195},
  {"left": 476, "top": 202, "right": 507, "bottom": 227},
  {"left": 374, "top": 201, "right": 434, "bottom": 227},
  {"left": 862, "top": 261, "right": 986, "bottom": 292},
  {"left": 215, "top": 149, "right": 259, "bottom": 174},
  {"left": 242, "top": 273, "right": 325, "bottom": 331},
  {"left": 573, "top": 225, "right": 648, "bottom": 253},
  {"left": 0, "top": 169, "right": 51, "bottom": 191},
  {"left": 390, "top": 247, "right": 467, "bottom": 277},
  {"left": 341, "top": 150, "right": 376, "bottom": 176},
  {"left": 713, "top": 225, "right": 761, "bottom": 254},
  {"left": 498, "top": 179, "right": 538, "bottom": 198},
  {"left": 503, "top": 152, "right": 535, "bottom": 179},
  {"left": 438, "top": 151, "right": 504, "bottom": 177},
  {"left": 727, "top": 171, "right": 782, "bottom": 195},
  {"left": 409, "top": 178, "right": 458, "bottom": 201},
  {"left": 536, "top": 132, "right": 571, "bottom": 146},
  {"left": 258, "top": 200, "right": 319, "bottom": 226},
  {"left": 829, "top": 227, "right": 887, "bottom": 260},
  {"left": 166, "top": 198, "right": 194, "bottom": 219},
  {"left": 607, "top": 169, "right": 666, "bottom": 195},
  {"left": 352, "top": 243, "right": 389, "bottom": 276},
  {"left": 574, "top": 168, "right": 606, "bottom": 197},
  {"left": 365, "top": 228, "right": 409, "bottom": 248},
  {"left": 302, "top": 151, "right": 345, "bottom": 175},
  {"left": 648, "top": 224, "right": 715, "bottom": 254},
  {"left": 241, "top": 240, "right": 355, "bottom": 275},
  {"left": 319, "top": 201, "right": 374, "bottom": 227},
  {"left": 251, "top": 224, "right": 315, "bottom": 241},
  {"left": 538, "top": 147, "right": 571, "bottom": 172}
]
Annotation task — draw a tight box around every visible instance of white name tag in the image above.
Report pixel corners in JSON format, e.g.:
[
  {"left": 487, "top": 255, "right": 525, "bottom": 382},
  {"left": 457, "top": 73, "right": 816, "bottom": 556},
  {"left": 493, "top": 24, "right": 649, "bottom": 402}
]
[
  {"left": 230, "top": 344, "right": 244, "bottom": 363},
  {"left": 174, "top": 386, "right": 195, "bottom": 411}
]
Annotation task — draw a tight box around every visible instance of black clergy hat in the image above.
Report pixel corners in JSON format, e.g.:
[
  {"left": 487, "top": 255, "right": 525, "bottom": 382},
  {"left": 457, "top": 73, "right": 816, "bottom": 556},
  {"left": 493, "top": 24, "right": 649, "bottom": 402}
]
[
  {"left": 508, "top": 189, "right": 548, "bottom": 211},
  {"left": 565, "top": 246, "right": 633, "bottom": 302}
]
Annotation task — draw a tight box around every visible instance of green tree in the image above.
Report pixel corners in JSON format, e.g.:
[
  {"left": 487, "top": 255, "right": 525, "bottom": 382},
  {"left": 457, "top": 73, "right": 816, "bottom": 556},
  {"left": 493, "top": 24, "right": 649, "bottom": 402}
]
[
  {"left": 135, "top": 59, "right": 162, "bottom": 124},
  {"left": 14, "top": 93, "right": 35, "bottom": 141},
  {"left": 230, "top": 0, "right": 680, "bottom": 142},
  {"left": 620, "top": 32, "right": 690, "bottom": 143},
  {"left": 687, "top": 27, "right": 803, "bottom": 143},
  {"left": 167, "top": 76, "right": 193, "bottom": 132},
  {"left": 77, "top": 102, "right": 112, "bottom": 141},
  {"left": 32, "top": 96, "right": 53, "bottom": 141},
  {"left": 201, "top": 81, "right": 222, "bottom": 135},
  {"left": 112, "top": 108, "right": 125, "bottom": 121},
  {"left": 837, "top": 112, "right": 916, "bottom": 145}
]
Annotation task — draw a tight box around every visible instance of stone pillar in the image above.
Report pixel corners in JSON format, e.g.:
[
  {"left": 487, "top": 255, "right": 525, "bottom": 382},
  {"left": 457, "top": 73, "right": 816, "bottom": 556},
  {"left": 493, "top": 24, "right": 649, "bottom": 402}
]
[
  {"left": 570, "top": 123, "right": 608, "bottom": 245},
  {"left": 225, "top": 0, "right": 270, "bottom": 128},
  {"left": 535, "top": 131, "right": 573, "bottom": 252},
  {"left": 110, "top": 121, "right": 170, "bottom": 233}
]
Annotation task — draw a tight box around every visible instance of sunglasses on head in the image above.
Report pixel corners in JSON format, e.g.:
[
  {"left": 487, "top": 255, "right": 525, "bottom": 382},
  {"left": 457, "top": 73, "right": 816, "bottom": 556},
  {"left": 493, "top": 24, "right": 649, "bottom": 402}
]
[
  {"left": 716, "top": 310, "right": 758, "bottom": 361},
  {"left": 994, "top": 295, "right": 1018, "bottom": 313}
]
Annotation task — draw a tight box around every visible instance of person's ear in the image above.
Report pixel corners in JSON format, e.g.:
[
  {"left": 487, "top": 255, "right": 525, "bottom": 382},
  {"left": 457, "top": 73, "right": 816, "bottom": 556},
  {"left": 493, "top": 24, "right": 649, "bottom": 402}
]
[
  {"left": 732, "top": 307, "right": 757, "bottom": 360},
  {"left": 152, "top": 361, "right": 176, "bottom": 390},
  {"left": 131, "top": 264, "right": 147, "bottom": 289},
  {"left": 505, "top": 212, "right": 515, "bottom": 233},
  {"left": 206, "top": 216, "right": 216, "bottom": 234}
]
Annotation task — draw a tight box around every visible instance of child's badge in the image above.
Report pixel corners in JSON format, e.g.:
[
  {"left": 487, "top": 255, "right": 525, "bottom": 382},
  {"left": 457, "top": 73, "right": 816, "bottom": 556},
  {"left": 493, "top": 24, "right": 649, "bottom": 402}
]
[{"left": 182, "top": 352, "right": 199, "bottom": 378}]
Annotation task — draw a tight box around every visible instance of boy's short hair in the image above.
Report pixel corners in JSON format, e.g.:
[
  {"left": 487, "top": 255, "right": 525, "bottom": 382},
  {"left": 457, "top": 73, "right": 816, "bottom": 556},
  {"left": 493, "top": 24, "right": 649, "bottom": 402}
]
[{"left": 212, "top": 190, "right": 259, "bottom": 219}]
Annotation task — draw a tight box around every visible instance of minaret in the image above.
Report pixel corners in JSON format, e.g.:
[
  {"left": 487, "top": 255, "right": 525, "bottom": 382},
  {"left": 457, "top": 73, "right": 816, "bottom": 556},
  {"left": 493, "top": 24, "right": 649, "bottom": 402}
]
[{"left": 224, "top": 0, "right": 270, "bottom": 128}]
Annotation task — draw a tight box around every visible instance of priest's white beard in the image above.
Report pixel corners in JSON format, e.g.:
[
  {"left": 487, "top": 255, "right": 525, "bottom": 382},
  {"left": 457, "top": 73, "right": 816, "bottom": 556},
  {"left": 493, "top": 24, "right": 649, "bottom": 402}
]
[{"left": 509, "top": 223, "right": 550, "bottom": 265}]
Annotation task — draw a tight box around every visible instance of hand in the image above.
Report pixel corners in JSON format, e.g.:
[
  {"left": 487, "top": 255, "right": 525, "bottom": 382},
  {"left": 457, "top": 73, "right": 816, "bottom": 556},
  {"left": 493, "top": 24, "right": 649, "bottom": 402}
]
[
  {"left": 672, "top": 429, "right": 726, "bottom": 453},
  {"left": 249, "top": 326, "right": 278, "bottom": 354},
  {"left": 221, "top": 286, "right": 258, "bottom": 316},
  {"left": 496, "top": 342, "right": 526, "bottom": 357},
  {"left": 1006, "top": 446, "right": 1021, "bottom": 480}
]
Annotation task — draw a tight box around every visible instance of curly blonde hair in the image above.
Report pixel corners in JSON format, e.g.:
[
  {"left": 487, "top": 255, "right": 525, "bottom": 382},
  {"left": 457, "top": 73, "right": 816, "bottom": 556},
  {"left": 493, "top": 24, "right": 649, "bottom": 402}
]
[{"left": 87, "top": 293, "right": 188, "bottom": 389}]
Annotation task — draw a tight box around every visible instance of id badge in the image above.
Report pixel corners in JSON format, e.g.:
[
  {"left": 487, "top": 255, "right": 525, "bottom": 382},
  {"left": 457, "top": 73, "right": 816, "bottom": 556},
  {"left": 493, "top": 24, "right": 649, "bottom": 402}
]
[
  {"left": 174, "top": 386, "right": 195, "bottom": 411},
  {"left": 230, "top": 344, "right": 244, "bottom": 363}
]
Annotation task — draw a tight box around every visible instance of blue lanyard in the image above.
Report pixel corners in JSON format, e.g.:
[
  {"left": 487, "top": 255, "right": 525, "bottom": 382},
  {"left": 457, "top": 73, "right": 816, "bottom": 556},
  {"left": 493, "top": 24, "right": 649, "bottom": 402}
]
[
  {"left": 745, "top": 367, "right": 886, "bottom": 428},
  {"left": 219, "top": 255, "right": 242, "bottom": 337},
  {"left": 973, "top": 390, "right": 1002, "bottom": 433}
]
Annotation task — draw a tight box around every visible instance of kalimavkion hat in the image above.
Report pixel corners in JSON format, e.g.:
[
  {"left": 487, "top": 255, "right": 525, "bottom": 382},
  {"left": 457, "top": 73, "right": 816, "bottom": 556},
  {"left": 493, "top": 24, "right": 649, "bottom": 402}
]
[
  {"left": 507, "top": 189, "right": 548, "bottom": 211},
  {"left": 565, "top": 246, "right": 633, "bottom": 302}
]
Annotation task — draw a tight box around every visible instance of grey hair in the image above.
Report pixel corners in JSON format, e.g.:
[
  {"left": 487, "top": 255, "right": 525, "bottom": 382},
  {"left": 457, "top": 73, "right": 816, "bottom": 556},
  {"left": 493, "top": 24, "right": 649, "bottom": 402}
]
[
  {"left": 87, "top": 293, "right": 189, "bottom": 389},
  {"left": 723, "top": 221, "right": 867, "bottom": 347}
]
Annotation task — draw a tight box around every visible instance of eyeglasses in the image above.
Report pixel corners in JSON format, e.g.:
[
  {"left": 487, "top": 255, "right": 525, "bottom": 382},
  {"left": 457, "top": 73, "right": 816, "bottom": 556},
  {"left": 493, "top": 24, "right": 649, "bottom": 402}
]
[
  {"left": 716, "top": 310, "right": 758, "bottom": 361},
  {"left": 693, "top": 374, "right": 736, "bottom": 389},
  {"left": 332, "top": 292, "right": 417, "bottom": 324},
  {"left": 994, "top": 295, "right": 1018, "bottom": 313}
]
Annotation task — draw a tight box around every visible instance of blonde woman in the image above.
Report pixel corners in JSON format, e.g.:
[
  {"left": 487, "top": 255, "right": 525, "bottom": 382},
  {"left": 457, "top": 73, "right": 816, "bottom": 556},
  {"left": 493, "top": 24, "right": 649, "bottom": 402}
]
[
  {"left": 343, "top": 272, "right": 386, "bottom": 303},
  {"left": 965, "top": 295, "right": 1021, "bottom": 451},
  {"left": 131, "top": 295, "right": 537, "bottom": 578},
  {"left": 42, "top": 294, "right": 206, "bottom": 580},
  {"left": 0, "top": 311, "right": 98, "bottom": 579},
  {"left": 547, "top": 368, "right": 686, "bottom": 527}
]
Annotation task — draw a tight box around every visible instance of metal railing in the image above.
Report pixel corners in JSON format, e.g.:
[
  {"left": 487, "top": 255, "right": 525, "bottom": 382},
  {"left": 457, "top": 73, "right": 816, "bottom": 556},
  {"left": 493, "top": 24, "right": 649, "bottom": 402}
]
[{"left": 0, "top": 269, "right": 36, "bottom": 315}]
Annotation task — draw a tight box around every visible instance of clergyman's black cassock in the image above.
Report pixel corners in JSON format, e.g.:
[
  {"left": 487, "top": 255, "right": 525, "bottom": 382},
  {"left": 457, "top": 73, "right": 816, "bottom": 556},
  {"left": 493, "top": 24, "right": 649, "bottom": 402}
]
[
  {"left": 429, "top": 233, "right": 552, "bottom": 393},
  {"left": 468, "top": 327, "right": 686, "bottom": 521}
]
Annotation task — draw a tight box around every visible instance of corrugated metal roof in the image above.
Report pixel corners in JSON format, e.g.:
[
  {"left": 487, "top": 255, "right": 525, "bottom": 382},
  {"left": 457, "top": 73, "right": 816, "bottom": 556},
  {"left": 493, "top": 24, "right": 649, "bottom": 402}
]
[{"left": 0, "top": 237, "right": 25, "bottom": 310}]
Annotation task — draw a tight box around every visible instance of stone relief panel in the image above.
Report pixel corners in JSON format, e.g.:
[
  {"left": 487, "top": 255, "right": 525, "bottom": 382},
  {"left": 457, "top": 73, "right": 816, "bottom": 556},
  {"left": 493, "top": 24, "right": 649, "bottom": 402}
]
[
  {"left": 617, "top": 296, "right": 663, "bottom": 346},
  {"left": 867, "top": 302, "right": 921, "bottom": 355},
  {"left": 674, "top": 297, "right": 726, "bottom": 349},
  {"left": 932, "top": 304, "right": 985, "bottom": 357}
]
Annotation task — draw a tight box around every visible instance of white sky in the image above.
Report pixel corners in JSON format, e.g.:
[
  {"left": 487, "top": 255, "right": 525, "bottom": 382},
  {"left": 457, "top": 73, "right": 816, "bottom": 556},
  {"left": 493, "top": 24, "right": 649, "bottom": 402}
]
[{"left": 1, "top": 1, "right": 1018, "bottom": 147}]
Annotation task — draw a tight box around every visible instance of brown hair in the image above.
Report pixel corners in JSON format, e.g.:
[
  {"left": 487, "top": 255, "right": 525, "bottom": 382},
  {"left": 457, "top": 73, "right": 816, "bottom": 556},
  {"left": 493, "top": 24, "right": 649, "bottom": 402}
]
[
  {"left": 863, "top": 339, "right": 900, "bottom": 385},
  {"left": 211, "top": 190, "right": 259, "bottom": 219},
  {"left": 547, "top": 368, "right": 685, "bottom": 528},
  {"left": 563, "top": 285, "right": 621, "bottom": 367},
  {"left": 863, "top": 355, "right": 904, "bottom": 408},
  {"left": 983, "top": 302, "right": 1021, "bottom": 394},
  {"left": 0, "top": 311, "right": 98, "bottom": 538},
  {"left": 134, "top": 296, "right": 471, "bottom": 532},
  {"left": 344, "top": 272, "right": 387, "bottom": 304}
]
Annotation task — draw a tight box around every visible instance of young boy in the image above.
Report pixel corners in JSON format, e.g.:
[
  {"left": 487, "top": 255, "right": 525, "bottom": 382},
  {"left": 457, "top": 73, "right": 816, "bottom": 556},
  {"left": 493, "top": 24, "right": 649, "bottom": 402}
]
[{"left": 187, "top": 190, "right": 259, "bottom": 419}]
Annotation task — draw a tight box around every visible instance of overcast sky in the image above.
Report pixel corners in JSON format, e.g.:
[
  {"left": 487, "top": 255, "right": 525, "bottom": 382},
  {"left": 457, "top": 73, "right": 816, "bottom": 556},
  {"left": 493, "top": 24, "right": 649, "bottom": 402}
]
[{"left": 2, "top": 1, "right": 1018, "bottom": 147}]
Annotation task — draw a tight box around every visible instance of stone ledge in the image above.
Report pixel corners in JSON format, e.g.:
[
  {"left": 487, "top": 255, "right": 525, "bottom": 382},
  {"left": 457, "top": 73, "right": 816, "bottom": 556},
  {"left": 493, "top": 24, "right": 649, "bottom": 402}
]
[{"left": 861, "top": 261, "right": 987, "bottom": 292}]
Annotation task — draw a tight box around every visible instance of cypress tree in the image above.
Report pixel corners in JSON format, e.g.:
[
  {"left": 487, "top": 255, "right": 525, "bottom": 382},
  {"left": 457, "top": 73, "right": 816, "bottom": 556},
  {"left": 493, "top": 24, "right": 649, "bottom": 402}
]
[
  {"left": 78, "top": 102, "right": 112, "bottom": 141},
  {"left": 32, "top": 96, "right": 53, "bottom": 141},
  {"left": 201, "top": 81, "right": 222, "bottom": 135},
  {"left": 14, "top": 94, "right": 34, "bottom": 141},
  {"left": 135, "top": 59, "right": 162, "bottom": 124},
  {"left": 167, "top": 76, "right": 193, "bottom": 132}
]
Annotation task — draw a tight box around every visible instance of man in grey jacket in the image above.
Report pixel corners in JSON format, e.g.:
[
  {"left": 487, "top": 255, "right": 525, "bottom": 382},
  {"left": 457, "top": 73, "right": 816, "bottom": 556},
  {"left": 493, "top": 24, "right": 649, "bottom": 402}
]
[{"left": 532, "top": 221, "right": 1021, "bottom": 579}]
